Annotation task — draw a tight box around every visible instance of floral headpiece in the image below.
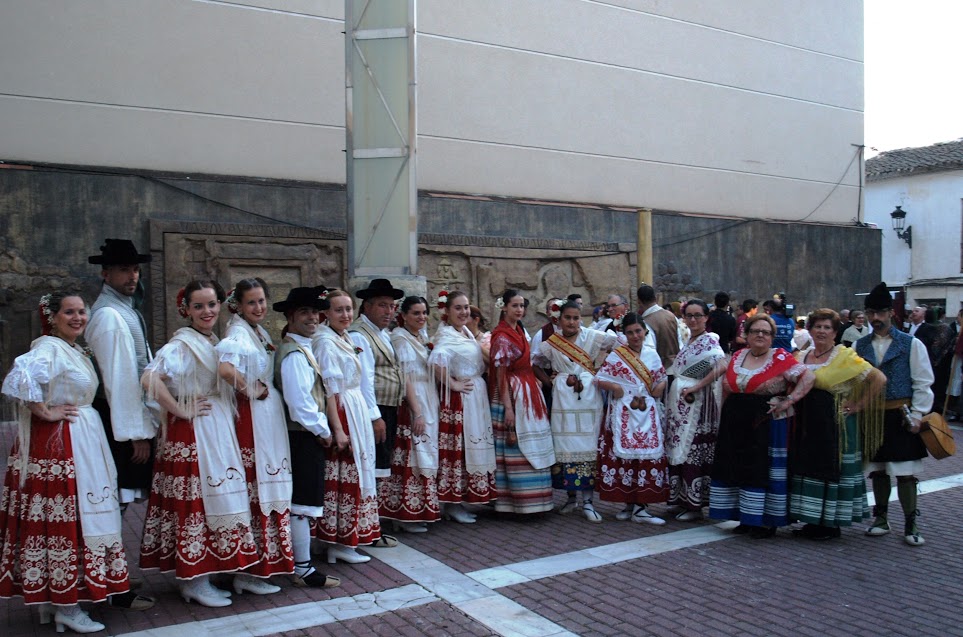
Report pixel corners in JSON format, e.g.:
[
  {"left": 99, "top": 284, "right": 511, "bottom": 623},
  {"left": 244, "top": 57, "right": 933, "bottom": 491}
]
[
  {"left": 176, "top": 287, "right": 189, "bottom": 318},
  {"left": 225, "top": 288, "right": 239, "bottom": 314},
  {"left": 437, "top": 289, "right": 449, "bottom": 323},
  {"left": 39, "top": 294, "right": 54, "bottom": 335},
  {"left": 494, "top": 296, "right": 506, "bottom": 310},
  {"left": 548, "top": 299, "right": 563, "bottom": 324},
  {"left": 318, "top": 289, "right": 330, "bottom": 303}
]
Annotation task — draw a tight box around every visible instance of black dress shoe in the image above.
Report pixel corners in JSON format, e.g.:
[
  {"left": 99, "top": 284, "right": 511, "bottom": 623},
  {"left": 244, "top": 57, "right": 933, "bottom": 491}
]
[{"left": 749, "top": 526, "right": 776, "bottom": 539}]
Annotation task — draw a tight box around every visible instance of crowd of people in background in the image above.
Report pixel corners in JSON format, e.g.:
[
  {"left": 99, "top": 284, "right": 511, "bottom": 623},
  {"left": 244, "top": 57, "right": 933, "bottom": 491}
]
[{"left": 0, "top": 237, "right": 953, "bottom": 633}]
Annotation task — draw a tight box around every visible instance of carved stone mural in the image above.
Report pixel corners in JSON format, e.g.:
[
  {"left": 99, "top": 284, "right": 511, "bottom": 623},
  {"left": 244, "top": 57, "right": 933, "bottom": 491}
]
[
  {"left": 421, "top": 242, "right": 635, "bottom": 331},
  {"left": 150, "top": 221, "right": 346, "bottom": 348}
]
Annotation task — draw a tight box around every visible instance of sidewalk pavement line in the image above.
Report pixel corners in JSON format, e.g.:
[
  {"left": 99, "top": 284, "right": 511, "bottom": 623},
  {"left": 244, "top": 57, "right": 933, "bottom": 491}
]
[
  {"left": 366, "top": 542, "right": 580, "bottom": 637},
  {"left": 468, "top": 522, "right": 737, "bottom": 589},
  {"left": 112, "top": 583, "right": 437, "bottom": 637}
]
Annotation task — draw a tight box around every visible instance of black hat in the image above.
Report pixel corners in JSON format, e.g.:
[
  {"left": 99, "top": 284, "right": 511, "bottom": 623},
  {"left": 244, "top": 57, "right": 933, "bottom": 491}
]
[
  {"left": 89, "top": 239, "right": 151, "bottom": 265},
  {"left": 864, "top": 282, "right": 892, "bottom": 311},
  {"left": 355, "top": 278, "right": 404, "bottom": 300},
  {"left": 273, "top": 286, "right": 326, "bottom": 313}
]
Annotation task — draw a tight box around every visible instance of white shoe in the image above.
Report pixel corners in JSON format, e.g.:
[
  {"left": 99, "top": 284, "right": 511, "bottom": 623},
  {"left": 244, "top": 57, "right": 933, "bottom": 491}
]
[
  {"left": 558, "top": 500, "right": 578, "bottom": 515},
  {"left": 181, "top": 577, "right": 233, "bottom": 608},
  {"left": 582, "top": 502, "right": 603, "bottom": 524},
  {"left": 233, "top": 574, "right": 281, "bottom": 595},
  {"left": 630, "top": 505, "right": 665, "bottom": 525},
  {"left": 615, "top": 505, "right": 634, "bottom": 521},
  {"left": 54, "top": 605, "right": 106, "bottom": 634},
  {"left": 443, "top": 504, "right": 476, "bottom": 524},
  {"left": 326, "top": 545, "right": 371, "bottom": 565},
  {"left": 394, "top": 521, "right": 429, "bottom": 533}
]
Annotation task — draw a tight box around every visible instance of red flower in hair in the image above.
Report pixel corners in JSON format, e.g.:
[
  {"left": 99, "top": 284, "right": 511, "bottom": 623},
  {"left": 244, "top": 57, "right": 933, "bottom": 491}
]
[
  {"left": 176, "top": 288, "right": 189, "bottom": 318},
  {"left": 437, "top": 290, "right": 449, "bottom": 310}
]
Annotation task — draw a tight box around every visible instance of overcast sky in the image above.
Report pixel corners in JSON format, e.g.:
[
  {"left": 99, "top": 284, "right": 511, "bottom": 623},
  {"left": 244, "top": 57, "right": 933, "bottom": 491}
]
[{"left": 864, "top": 0, "right": 963, "bottom": 156}]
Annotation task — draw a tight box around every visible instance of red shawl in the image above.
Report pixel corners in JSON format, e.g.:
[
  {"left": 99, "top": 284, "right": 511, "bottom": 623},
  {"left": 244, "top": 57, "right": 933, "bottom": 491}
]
[
  {"left": 725, "top": 347, "right": 798, "bottom": 394},
  {"left": 488, "top": 320, "right": 548, "bottom": 419}
]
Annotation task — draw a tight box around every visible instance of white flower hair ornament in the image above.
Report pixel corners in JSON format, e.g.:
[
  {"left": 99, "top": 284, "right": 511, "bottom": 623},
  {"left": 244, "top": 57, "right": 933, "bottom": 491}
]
[
  {"left": 436, "top": 290, "right": 449, "bottom": 310},
  {"left": 225, "top": 288, "right": 239, "bottom": 314},
  {"left": 494, "top": 297, "right": 506, "bottom": 310},
  {"left": 39, "top": 294, "right": 53, "bottom": 319},
  {"left": 548, "top": 299, "right": 563, "bottom": 324}
]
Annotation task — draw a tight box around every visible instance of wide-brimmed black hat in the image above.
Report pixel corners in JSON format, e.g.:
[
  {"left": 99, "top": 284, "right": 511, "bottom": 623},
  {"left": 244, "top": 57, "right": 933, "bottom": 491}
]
[
  {"left": 273, "top": 286, "right": 327, "bottom": 313},
  {"left": 88, "top": 239, "right": 151, "bottom": 265},
  {"left": 864, "top": 282, "right": 892, "bottom": 311},
  {"left": 356, "top": 278, "right": 404, "bottom": 300}
]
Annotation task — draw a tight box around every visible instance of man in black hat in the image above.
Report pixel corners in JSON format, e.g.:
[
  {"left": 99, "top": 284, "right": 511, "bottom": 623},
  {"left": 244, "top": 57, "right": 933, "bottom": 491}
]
[
  {"left": 86, "top": 239, "right": 157, "bottom": 610},
  {"left": 274, "top": 286, "right": 344, "bottom": 587},
  {"left": 853, "top": 282, "right": 933, "bottom": 547},
  {"left": 348, "top": 279, "right": 406, "bottom": 518}
]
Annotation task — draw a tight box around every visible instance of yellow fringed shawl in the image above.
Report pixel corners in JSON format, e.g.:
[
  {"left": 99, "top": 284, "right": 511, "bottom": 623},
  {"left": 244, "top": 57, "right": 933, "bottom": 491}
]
[{"left": 808, "top": 346, "right": 886, "bottom": 463}]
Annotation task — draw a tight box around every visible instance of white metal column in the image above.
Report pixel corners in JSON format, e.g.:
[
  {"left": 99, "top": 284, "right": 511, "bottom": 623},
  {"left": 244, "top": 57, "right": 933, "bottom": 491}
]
[{"left": 345, "top": 0, "right": 418, "bottom": 282}]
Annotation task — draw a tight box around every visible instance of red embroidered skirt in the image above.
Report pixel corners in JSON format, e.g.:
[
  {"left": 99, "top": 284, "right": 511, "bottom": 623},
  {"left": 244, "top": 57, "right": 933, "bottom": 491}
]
[
  {"left": 596, "top": 410, "right": 669, "bottom": 505},
  {"left": 377, "top": 399, "right": 441, "bottom": 523},
  {"left": 314, "top": 398, "right": 381, "bottom": 547},
  {"left": 437, "top": 390, "right": 496, "bottom": 504},
  {"left": 235, "top": 395, "right": 294, "bottom": 577},
  {"left": 140, "top": 414, "right": 260, "bottom": 579},
  {"left": 0, "top": 417, "right": 129, "bottom": 604}
]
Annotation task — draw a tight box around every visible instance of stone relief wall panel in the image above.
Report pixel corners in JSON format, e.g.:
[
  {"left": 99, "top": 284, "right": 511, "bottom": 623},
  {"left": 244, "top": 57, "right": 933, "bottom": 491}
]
[
  {"left": 151, "top": 221, "right": 345, "bottom": 347},
  {"left": 420, "top": 246, "right": 634, "bottom": 331}
]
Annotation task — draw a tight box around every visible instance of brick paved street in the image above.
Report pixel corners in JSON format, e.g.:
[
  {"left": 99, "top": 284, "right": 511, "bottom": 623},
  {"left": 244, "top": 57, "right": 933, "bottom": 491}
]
[{"left": 2, "top": 419, "right": 962, "bottom": 637}]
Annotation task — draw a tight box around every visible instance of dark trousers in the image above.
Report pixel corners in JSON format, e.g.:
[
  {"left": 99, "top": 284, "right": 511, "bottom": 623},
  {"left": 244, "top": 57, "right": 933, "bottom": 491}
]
[
  {"left": 290, "top": 430, "right": 326, "bottom": 508},
  {"left": 376, "top": 405, "right": 398, "bottom": 471}
]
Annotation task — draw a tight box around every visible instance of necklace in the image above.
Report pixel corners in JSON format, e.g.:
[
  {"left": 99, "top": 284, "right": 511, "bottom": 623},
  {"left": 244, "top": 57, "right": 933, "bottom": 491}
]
[
  {"left": 748, "top": 349, "right": 768, "bottom": 358},
  {"left": 189, "top": 325, "right": 214, "bottom": 339},
  {"left": 812, "top": 347, "right": 833, "bottom": 359}
]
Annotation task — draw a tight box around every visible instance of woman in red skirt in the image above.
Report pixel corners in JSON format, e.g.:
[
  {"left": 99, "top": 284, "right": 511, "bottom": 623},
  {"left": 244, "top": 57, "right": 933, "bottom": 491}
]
[
  {"left": 429, "top": 291, "right": 496, "bottom": 523},
  {"left": 312, "top": 289, "right": 383, "bottom": 564},
  {"left": 381, "top": 296, "right": 441, "bottom": 532},
  {"left": 141, "top": 281, "right": 259, "bottom": 607},
  {"left": 217, "top": 278, "right": 294, "bottom": 593},
  {"left": 1, "top": 291, "right": 130, "bottom": 633}
]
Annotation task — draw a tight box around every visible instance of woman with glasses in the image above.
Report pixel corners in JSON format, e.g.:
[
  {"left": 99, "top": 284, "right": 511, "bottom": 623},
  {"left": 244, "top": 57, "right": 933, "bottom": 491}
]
[
  {"left": 709, "top": 313, "right": 815, "bottom": 538},
  {"left": 663, "top": 299, "right": 727, "bottom": 521}
]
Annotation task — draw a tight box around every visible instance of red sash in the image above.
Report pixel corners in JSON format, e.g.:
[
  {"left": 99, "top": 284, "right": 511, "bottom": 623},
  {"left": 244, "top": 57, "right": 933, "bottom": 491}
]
[{"left": 546, "top": 333, "right": 595, "bottom": 375}]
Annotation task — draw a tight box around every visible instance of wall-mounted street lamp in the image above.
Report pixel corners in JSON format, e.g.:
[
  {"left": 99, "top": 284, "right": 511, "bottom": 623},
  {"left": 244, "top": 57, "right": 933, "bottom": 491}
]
[{"left": 890, "top": 205, "right": 912, "bottom": 248}]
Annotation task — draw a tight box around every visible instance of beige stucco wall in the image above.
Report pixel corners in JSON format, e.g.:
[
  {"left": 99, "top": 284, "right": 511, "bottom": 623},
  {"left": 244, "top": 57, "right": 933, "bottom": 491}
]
[{"left": 0, "top": 0, "right": 863, "bottom": 222}]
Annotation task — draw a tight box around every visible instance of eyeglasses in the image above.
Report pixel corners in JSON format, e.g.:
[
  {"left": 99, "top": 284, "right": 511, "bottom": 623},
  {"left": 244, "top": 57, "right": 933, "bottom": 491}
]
[
  {"left": 607, "top": 303, "right": 624, "bottom": 309},
  {"left": 684, "top": 313, "right": 705, "bottom": 320},
  {"left": 747, "top": 329, "right": 773, "bottom": 336}
]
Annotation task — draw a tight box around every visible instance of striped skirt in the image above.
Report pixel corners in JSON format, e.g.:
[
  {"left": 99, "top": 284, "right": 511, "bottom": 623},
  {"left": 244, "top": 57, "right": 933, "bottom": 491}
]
[
  {"left": 491, "top": 401, "right": 554, "bottom": 514},
  {"left": 789, "top": 413, "right": 869, "bottom": 526},
  {"left": 709, "top": 396, "right": 789, "bottom": 528}
]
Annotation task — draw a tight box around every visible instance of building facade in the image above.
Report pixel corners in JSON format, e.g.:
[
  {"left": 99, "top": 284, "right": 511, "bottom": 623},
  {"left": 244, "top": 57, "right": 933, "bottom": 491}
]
[{"left": 865, "top": 139, "right": 963, "bottom": 314}]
